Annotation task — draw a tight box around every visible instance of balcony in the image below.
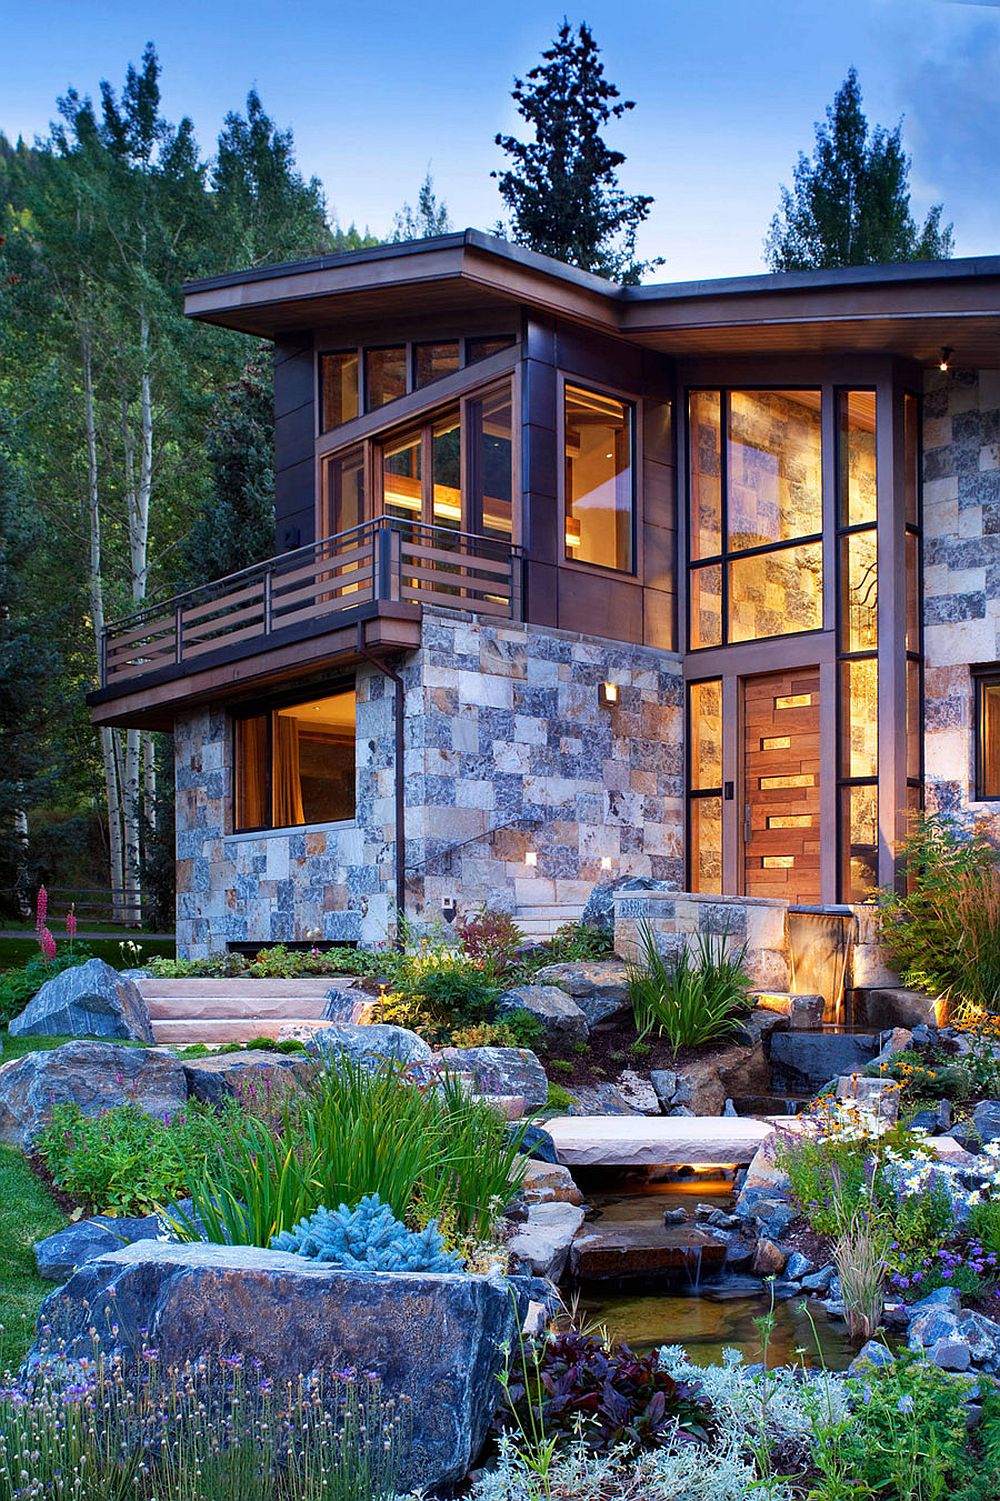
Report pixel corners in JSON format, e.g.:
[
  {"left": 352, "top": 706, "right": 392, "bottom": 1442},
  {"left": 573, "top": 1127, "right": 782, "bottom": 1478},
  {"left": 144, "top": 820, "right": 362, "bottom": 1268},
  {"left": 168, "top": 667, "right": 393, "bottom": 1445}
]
[{"left": 91, "top": 519, "right": 524, "bottom": 724}]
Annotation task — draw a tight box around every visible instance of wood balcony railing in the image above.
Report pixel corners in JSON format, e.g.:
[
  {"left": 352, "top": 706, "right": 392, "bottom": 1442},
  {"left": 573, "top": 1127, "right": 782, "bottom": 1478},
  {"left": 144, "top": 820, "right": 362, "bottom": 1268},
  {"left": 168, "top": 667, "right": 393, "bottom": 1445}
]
[{"left": 100, "top": 519, "right": 524, "bottom": 689}]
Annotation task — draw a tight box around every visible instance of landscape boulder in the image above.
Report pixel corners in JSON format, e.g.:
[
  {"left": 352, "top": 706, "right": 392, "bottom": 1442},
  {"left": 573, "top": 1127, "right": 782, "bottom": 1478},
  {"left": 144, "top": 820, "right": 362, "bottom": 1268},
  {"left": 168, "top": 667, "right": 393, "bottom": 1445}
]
[
  {"left": 438, "top": 1046, "right": 549, "bottom": 1112},
  {"left": 35, "top": 1213, "right": 165, "bottom": 1282},
  {"left": 769, "top": 1031, "right": 879, "bottom": 1093},
  {"left": 673, "top": 1040, "right": 770, "bottom": 1115},
  {"left": 531, "top": 961, "right": 631, "bottom": 1026},
  {"left": 971, "top": 1100, "right": 1000, "bottom": 1148},
  {"left": 27, "top": 1240, "right": 522, "bottom": 1493},
  {"left": 519, "top": 1160, "right": 584, "bottom": 1206},
  {"left": 182, "top": 1051, "right": 317, "bottom": 1107},
  {"left": 9, "top": 958, "right": 154, "bottom": 1043},
  {"left": 613, "top": 1068, "right": 661, "bottom": 1115},
  {"left": 567, "top": 1083, "right": 642, "bottom": 1116},
  {"left": 321, "top": 986, "right": 375, "bottom": 1024},
  {"left": 506, "top": 1201, "right": 586, "bottom": 1279},
  {"left": 508, "top": 1123, "right": 558, "bottom": 1162},
  {"left": 581, "top": 875, "right": 672, "bottom": 934},
  {"left": 308, "top": 1023, "right": 432, "bottom": 1069},
  {"left": 497, "top": 984, "right": 588, "bottom": 1047},
  {"left": 0, "top": 1041, "right": 187, "bottom": 1148}
]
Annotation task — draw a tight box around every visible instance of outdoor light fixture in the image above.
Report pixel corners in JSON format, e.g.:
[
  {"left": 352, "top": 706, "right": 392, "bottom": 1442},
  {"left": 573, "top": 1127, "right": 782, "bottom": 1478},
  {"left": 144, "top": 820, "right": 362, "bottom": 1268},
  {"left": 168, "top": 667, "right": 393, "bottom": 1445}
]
[
  {"left": 598, "top": 681, "right": 619, "bottom": 707},
  {"left": 525, "top": 850, "right": 538, "bottom": 867},
  {"left": 939, "top": 346, "right": 954, "bottom": 373},
  {"left": 600, "top": 856, "right": 613, "bottom": 870},
  {"left": 441, "top": 896, "right": 457, "bottom": 924}
]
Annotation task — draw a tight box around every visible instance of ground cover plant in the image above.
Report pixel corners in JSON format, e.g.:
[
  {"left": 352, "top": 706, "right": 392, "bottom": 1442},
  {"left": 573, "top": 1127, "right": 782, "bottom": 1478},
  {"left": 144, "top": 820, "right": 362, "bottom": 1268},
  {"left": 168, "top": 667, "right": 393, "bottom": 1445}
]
[
  {"left": 0, "top": 1144, "right": 65, "bottom": 1370},
  {"left": 0, "top": 1346, "right": 408, "bottom": 1501}
]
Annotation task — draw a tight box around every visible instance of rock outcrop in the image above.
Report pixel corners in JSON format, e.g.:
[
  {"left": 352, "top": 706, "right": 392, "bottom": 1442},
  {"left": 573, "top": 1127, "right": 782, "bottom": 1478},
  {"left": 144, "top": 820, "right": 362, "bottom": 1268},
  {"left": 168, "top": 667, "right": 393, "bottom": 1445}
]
[
  {"left": 9, "top": 959, "right": 154, "bottom": 1043},
  {"left": 0, "top": 1041, "right": 187, "bottom": 1148}
]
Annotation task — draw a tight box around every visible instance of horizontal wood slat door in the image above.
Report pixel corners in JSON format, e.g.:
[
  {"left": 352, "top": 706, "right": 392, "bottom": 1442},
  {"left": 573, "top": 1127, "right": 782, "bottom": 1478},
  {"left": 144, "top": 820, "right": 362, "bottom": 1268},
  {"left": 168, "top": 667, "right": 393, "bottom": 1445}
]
[{"left": 743, "top": 668, "right": 821, "bottom": 903}]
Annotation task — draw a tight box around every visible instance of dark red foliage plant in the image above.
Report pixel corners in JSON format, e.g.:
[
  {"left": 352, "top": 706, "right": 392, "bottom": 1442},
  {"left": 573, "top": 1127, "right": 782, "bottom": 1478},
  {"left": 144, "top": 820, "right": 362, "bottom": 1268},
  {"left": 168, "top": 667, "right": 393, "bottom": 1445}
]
[
  {"left": 457, "top": 906, "right": 524, "bottom": 979},
  {"left": 495, "top": 1328, "right": 712, "bottom": 1454}
]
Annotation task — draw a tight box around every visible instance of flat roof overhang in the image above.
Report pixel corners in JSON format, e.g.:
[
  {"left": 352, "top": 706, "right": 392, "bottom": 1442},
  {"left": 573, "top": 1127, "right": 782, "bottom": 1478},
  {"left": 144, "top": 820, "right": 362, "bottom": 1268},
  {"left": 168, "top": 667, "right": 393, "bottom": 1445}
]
[
  {"left": 184, "top": 232, "right": 1000, "bottom": 366},
  {"left": 87, "top": 602, "right": 421, "bottom": 731}
]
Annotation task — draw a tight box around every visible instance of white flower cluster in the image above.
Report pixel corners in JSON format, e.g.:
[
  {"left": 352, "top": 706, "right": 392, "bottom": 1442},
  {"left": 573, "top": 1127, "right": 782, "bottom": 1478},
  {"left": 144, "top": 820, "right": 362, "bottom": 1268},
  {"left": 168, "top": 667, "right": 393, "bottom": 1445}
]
[
  {"left": 805, "top": 1096, "right": 893, "bottom": 1144},
  {"left": 658, "top": 1345, "right": 849, "bottom": 1449},
  {"left": 881, "top": 1139, "right": 1000, "bottom": 1214}
]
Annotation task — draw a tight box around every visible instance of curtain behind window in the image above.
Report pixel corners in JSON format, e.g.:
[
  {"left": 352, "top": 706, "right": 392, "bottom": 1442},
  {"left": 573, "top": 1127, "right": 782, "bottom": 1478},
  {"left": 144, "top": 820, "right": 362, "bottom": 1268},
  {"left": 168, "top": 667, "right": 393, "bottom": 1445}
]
[
  {"left": 235, "top": 716, "right": 268, "bottom": 830},
  {"left": 273, "top": 715, "right": 305, "bottom": 827}
]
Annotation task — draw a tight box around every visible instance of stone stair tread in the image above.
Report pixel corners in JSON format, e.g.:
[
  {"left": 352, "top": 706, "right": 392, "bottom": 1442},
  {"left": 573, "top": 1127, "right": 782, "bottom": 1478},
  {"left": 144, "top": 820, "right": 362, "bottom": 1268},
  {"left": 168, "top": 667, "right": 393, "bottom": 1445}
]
[
  {"left": 546, "top": 1114, "right": 775, "bottom": 1166},
  {"left": 145, "top": 996, "right": 332, "bottom": 1020},
  {"left": 139, "top": 978, "right": 350, "bottom": 997},
  {"left": 151, "top": 1019, "right": 336, "bottom": 1044}
]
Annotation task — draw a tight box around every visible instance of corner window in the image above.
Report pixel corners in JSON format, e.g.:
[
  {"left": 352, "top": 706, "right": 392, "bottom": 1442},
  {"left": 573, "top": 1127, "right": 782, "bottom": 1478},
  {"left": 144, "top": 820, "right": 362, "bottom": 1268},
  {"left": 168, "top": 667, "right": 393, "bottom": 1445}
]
[
  {"left": 976, "top": 672, "right": 1000, "bottom": 800},
  {"left": 414, "top": 341, "right": 460, "bottom": 389},
  {"left": 564, "top": 383, "right": 635, "bottom": 572},
  {"left": 234, "top": 687, "right": 356, "bottom": 832}
]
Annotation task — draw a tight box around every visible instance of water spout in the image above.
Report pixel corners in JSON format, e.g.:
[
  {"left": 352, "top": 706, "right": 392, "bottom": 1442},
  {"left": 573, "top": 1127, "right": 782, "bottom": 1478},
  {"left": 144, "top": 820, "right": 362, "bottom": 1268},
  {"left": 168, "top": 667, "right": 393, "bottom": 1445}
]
[{"left": 787, "top": 907, "right": 854, "bottom": 1026}]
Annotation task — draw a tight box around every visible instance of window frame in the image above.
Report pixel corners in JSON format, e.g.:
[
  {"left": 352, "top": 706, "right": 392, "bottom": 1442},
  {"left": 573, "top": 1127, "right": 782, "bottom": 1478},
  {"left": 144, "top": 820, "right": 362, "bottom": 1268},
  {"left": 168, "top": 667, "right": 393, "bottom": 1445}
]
[
  {"left": 974, "top": 666, "right": 1000, "bottom": 802},
  {"left": 230, "top": 680, "right": 358, "bottom": 836},
  {"left": 558, "top": 373, "right": 640, "bottom": 578},
  {"left": 685, "top": 386, "right": 825, "bottom": 652},
  {"left": 317, "top": 332, "right": 517, "bottom": 435}
]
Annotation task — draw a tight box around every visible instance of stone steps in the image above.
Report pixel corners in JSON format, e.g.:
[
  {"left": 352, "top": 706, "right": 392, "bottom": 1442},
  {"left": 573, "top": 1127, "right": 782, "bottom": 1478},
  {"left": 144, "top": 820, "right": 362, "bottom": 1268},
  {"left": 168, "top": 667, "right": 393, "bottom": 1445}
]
[
  {"left": 546, "top": 1114, "right": 776, "bottom": 1167},
  {"left": 139, "top": 978, "right": 359, "bottom": 1045},
  {"left": 515, "top": 903, "right": 586, "bottom": 938}
]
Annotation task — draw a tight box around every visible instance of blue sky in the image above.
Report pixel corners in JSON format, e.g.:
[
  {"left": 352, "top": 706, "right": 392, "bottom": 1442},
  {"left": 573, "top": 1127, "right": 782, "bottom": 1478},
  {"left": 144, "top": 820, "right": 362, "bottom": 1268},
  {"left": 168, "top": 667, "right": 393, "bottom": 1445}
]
[{"left": 2, "top": 0, "right": 999, "bottom": 280}]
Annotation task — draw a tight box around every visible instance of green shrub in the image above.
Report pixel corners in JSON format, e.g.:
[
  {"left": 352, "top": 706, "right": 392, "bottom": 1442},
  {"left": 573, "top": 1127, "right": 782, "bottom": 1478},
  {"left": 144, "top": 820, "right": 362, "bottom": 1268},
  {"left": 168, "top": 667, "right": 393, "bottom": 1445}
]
[
  {"left": 173, "top": 1059, "right": 530, "bottom": 1249},
  {"left": 35, "top": 1099, "right": 231, "bottom": 1216},
  {"left": 0, "top": 948, "right": 95, "bottom": 1024},
  {"left": 879, "top": 812, "right": 1000, "bottom": 1009},
  {"left": 546, "top": 1082, "right": 573, "bottom": 1111},
  {"left": 626, "top": 922, "right": 751, "bottom": 1054},
  {"left": 147, "top": 944, "right": 382, "bottom": 981},
  {"left": 449, "top": 1015, "right": 542, "bottom": 1049},
  {"left": 371, "top": 989, "right": 451, "bottom": 1044},
  {"left": 540, "top": 922, "right": 614, "bottom": 964},
  {"left": 401, "top": 963, "right": 498, "bottom": 1024}
]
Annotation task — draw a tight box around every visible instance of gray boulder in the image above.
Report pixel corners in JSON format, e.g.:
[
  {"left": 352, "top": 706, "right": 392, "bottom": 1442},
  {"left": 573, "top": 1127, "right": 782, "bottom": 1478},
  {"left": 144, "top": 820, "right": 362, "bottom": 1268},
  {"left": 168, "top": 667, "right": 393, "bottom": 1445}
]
[
  {"left": 769, "top": 1031, "right": 879, "bottom": 1093},
  {"left": 182, "top": 1051, "right": 317, "bottom": 1107},
  {"left": 497, "top": 984, "right": 588, "bottom": 1048},
  {"left": 972, "top": 1100, "right": 1000, "bottom": 1147},
  {"left": 568, "top": 1083, "right": 642, "bottom": 1116},
  {"left": 27, "top": 1239, "right": 522, "bottom": 1494},
  {"left": 800, "top": 1265, "right": 835, "bottom": 1294},
  {"left": 321, "top": 986, "right": 374, "bottom": 1023},
  {"left": 909, "top": 1285, "right": 962, "bottom": 1317},
  {"left": 9, "top": 958, "right": 153, "bottom": 1043},
  {"left": 785, "top": 1251, "right": 813, "bottom": 1281},
  {"left": 0, "top": 1041, "right": 188, "bottom": 1148},
  {"left": 35, "top": 1213, "right": 165, "bottom": 1281},
  {"left": 506, "top": 1202, "right": 586, "bottom": 1280},
  {"left": 308, "top": 1024, "right": 432, "bottom": 1069},
  {"left": 508, "top": 1123, "right": 558, "bottom": 1162},
  {"left": 650, "top": 1069, "right": 677, "bottom": 1108},
  {"left": 928, "top": 1338, "right": 972, "bottom": 1372},
  {"left": 531, "top": 961, "right": 631, "bottom": 1026},
  {"left": 439, "top": 1046, "right": 549, "bottom": 1112},
  {"left": 849, "top": 1340, "right": 895, "bottom": 1373},
  {"left": 582, "top": 875, "right": 673, "bottom": 934}
]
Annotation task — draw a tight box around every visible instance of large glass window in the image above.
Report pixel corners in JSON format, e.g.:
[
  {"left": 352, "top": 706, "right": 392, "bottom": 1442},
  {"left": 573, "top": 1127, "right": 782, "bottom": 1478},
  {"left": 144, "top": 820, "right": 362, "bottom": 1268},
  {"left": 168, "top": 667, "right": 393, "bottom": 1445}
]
[
  {"left": 469, "top": 386, "right": 513, "bottom": 539},
  {"left": 687, "top": 679, "right": 723, "bottom": 893},
  {"left": 564, "top": 384, "right": 634, "bottom": 571},
  {"left": 977, "top": 674, "right": 1000, "bottom": 800},
  {"left": 431, "top": 410, "right": 462, "bottom": 530},
  {"left": 382, "top": 431, "right": 423, "bottom": 520},
  {"left": 365, "top": 347, "right": 407, "bottom": 411},
  {"left": 323, "top": 444, "right": 365, "bottom": 536},
  {"left": 687, "top": 390, "right": 823, "bottom": 649},
  {"left": 836, "top": 390, "right": 879, "bottom": 901},
  {"left": 234, "top": 688, "right": 356, "bottom": 832},
  {"left": 320, "top": 352, "right": 359, "bottom": 432}
]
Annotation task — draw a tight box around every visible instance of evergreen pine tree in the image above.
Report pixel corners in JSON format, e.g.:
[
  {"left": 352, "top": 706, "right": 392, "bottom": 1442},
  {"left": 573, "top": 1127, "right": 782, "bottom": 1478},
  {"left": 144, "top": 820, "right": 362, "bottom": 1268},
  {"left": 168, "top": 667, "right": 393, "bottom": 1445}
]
[
  {"left": 493, "top": 20, "right": 659, "bottom": 284},
  {"left": 182, "top": 351, "right": 275, "bottom": 586},
  {"left": 765, "top": 69, "right": 953, "bottom": 271},
  {"left": 391, "top": 172, "right": 452, "bottom": 241}
]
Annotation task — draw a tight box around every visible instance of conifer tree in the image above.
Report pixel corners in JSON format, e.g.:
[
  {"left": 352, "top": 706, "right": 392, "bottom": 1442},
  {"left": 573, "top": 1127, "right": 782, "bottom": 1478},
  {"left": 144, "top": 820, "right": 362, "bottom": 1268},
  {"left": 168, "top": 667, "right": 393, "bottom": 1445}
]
[
  {"left": 391, "top": 172, "right": 451, "bottom": 241},
  {"left": 494, "top": 20, "right": 659, "bottom": 283},
  {"left": 766, "top": 69, "right": 953, "bottom": 271}
]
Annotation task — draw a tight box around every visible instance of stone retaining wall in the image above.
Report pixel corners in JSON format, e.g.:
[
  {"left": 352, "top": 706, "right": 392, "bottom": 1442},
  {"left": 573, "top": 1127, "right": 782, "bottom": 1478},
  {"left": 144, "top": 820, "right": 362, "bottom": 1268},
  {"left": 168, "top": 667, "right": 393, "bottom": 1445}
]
[
  {"left": 613, "top": 890, "right": 896, "bottom": 994},
  {"left": 175, "top": 610, "right": 683, "bottom": 956}
]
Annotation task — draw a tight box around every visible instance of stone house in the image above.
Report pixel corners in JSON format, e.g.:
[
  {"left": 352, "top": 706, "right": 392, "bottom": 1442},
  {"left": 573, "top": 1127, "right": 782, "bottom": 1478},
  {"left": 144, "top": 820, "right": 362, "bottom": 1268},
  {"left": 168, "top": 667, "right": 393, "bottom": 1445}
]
[{"left": 87, "top": 233, "right": 1000, "bottom": 959}]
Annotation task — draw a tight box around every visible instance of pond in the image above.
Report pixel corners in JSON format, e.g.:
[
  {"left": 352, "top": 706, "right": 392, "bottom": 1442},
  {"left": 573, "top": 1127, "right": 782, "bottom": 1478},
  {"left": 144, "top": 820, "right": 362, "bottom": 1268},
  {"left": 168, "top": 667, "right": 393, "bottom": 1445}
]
[{"left": 568, "top": 1173, "right": 855, "bottom": 1371}]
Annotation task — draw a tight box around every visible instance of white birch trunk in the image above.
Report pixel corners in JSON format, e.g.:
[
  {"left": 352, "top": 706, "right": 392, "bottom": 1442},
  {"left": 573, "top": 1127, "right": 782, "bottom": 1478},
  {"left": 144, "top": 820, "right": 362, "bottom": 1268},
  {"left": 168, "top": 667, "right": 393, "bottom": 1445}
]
[{"left": 82, "top": 331, "right": 127, "bottom": 923}]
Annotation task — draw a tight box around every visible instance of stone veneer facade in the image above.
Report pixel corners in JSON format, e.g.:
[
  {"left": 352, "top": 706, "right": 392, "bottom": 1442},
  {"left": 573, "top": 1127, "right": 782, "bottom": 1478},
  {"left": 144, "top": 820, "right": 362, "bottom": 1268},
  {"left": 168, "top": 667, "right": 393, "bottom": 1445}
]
[
  {"left": 923, "top": 368, "right": 1000, "bottom": 823},
  {"left": 175, "top": 609, "right": 683, "bottom": 956}
]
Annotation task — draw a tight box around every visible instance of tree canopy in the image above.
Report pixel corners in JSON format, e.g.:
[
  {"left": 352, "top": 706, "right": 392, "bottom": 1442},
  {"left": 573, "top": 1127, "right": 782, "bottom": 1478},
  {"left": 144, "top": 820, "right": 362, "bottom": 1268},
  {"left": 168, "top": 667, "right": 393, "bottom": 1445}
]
[
  {"left": 765, "top": 69, "right": 953, "bottom": 271},
  {"left": 493, "top": 20, "right": 659, "bottom": 283}
]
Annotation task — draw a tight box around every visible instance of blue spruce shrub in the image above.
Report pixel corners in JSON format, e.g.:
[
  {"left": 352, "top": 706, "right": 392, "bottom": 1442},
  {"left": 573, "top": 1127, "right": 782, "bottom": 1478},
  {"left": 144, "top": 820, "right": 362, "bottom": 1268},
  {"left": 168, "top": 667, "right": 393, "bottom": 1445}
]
[{"left": 271, "top": 1193, "right": 465, "bottom": 1272}]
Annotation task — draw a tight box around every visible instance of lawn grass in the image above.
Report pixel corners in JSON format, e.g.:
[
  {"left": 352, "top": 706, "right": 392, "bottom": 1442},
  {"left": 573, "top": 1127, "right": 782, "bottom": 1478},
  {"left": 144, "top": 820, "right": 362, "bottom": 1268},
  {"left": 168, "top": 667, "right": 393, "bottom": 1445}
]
[
  {"left": 1, "top": 1031, "right": 148, "bottom": 1062},
  {"left": 0, "top": 1143, "right": 65, "bottom": 1371},
  {"left": 0, "top": 936, "right": 175, "bottom": 969}
]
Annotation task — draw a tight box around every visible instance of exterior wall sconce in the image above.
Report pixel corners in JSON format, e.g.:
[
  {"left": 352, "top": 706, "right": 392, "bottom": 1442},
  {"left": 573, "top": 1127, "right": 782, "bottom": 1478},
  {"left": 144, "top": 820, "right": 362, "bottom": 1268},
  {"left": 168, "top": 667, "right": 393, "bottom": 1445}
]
[
  {"left": 441, "top": 896, "right": 457, "bottom": 924},
  {"left": 598, "top": 681, "right": 619, "bottom": 707},
  {"left": 600, "top": 856, "right": 613, "bottom": 870},
  {"left": 525, "top": 850, "right": 538, "bottom": 867},
  {"left": 939, "top": 346, "right": 953, "bottom": 373}
]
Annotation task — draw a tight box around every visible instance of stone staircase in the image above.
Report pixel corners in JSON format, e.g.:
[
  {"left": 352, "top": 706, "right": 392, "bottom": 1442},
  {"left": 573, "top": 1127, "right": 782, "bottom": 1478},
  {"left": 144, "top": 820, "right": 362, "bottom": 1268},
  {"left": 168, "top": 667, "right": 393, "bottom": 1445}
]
[
  {"left": 513, "top": 902, "right": 586, "bottom": 940},
  {"left": 139, "top": 978, "right": 354, "bottom": 1046}
]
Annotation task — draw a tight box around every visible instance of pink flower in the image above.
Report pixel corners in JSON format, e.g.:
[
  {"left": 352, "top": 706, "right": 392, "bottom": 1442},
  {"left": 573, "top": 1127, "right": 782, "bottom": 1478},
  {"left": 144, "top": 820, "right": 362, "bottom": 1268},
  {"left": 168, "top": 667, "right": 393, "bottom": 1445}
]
[
  {"left": 66, "top": 908, "right": 77, "bottom": 939},
  {"left": 35, "top": 885, "right": 48, "bottom": 934},
  {"left": 39, "top": 926, "right": 57, "bottom": 962}
]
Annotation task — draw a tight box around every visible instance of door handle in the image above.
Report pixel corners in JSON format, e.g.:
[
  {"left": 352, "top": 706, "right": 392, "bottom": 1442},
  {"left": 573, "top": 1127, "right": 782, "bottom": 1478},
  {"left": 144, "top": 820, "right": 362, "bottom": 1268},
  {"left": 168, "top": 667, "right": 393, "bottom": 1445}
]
[{"left": 744, "top": 803, "right": 752, "bottom": 845}]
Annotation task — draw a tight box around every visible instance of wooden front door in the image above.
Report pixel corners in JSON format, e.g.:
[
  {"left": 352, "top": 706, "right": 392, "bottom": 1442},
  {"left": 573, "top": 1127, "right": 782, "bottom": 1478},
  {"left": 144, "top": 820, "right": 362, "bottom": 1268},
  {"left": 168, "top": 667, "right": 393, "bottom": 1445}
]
[{"left": 743, "top": 668, "right": 821, "bottom": 903}]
